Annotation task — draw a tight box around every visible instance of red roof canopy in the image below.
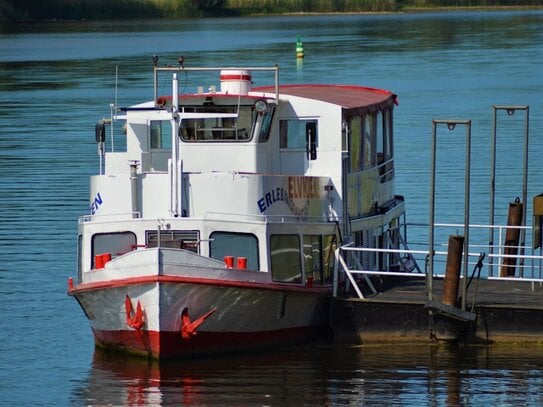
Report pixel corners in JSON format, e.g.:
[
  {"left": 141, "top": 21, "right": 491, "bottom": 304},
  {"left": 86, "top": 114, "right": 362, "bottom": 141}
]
[{"left": 253, "top": 84, "right": 397, "bottom": 119}]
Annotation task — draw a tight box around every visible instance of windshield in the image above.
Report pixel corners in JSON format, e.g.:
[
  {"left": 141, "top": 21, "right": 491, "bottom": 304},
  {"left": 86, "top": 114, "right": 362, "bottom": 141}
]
[{"left": 180, "top": 105, "right": 255, "bottom": 142}]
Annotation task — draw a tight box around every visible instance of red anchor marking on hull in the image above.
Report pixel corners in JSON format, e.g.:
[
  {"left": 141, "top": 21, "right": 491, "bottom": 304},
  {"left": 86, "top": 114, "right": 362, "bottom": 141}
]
[
  {"left": 125, "top": 295, "right": 144, "bottom": 330},
  {"left": 181, "top": 308, "right": 217, "bottom": 340}
]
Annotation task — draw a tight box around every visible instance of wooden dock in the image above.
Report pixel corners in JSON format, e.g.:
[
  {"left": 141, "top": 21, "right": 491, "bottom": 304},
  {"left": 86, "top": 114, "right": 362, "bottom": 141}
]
[{"left": 331, "top": 276, "right": 543, "bottom": 344}]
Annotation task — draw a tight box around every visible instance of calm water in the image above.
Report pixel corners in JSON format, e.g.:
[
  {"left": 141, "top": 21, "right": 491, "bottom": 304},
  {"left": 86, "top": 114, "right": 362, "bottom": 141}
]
[{"left": 1, "top": 10, "right": 542, "bottom": 406}]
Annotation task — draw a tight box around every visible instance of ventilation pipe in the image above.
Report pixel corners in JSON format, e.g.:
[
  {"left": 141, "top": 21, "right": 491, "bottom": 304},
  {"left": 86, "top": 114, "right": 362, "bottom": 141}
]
[{"left": 130, "top": 161, "right": 139, "bottom": 218}]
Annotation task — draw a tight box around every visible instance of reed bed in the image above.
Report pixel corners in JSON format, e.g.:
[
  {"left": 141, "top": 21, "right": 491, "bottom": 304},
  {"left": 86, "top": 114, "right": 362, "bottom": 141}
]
[
  {"left": 225, "top": 0, "right": 398, "bottom": 13},
  {"left": 1, "top": 0, "right": 542, "bottom": 21}
]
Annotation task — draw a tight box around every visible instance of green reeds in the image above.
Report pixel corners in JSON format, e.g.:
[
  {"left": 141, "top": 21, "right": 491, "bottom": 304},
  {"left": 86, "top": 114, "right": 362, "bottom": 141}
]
[
  {"left": 1, "top": 0, "right": 542, "bottom": 22},
  {"left": 0, "top": 0, "right": 202, "bottom": 21},
  {"left": 225, "top": 0, "right": 398, "bottom": 13}
]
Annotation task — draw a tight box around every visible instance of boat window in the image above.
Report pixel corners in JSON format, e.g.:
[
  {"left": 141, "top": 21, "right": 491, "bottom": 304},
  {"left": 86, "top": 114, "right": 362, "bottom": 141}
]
[
  {"left": 209, "top": 232, "right": 259, "bottom": 270},
  {"left": 349, "top": 117, "right": 362, "bottom": 172},
  {"left": 270, "top": 235, "right": 302, "bottom": 283},
  {"left": 342, "top": 122, "right": 349, "bottom": 154},
  {"left": 322, "top": 234, "right": 337, "bottom": 283},
  {"left": 363, "top": 114, "right": 375, "bottom": 169},
  {"left": 77, "top": 234, "right": 83, "bottom": 282},
  {"left": 91, "top": 232, "right": 136, "bottom": 268},
  {"left": 384, "top": 108, "right": 393, "bottom": 160},
  {"left": 146, "top": 230, "right": 199, "bottom": 252},
  {"left": 279, "top": 119, "right": 318, "bottom": 150},
  {"left": 347, "top": 175, "right": 359, "bottom": 218},
  {"left": 376, "top": 109, "right": 394, "bottom": 164},
  {"left": 150, "top": 120, "right": 172, "bottom": 150},
  {"left": 179, "top": 105, "right": 254, "bottom": 142},
  {"left": 376, "top": 111, "right": 385, "bottom": 165},
  {"left": 258, "top": 106, "right": 275, "bottom": 142},
  {"left": 303, "top": 235, "right": 323, "bottom": 284}
]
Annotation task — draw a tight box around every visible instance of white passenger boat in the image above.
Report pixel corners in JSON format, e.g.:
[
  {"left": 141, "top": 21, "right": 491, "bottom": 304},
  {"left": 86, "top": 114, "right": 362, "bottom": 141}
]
[{"left": 68, "top": 59, "right": 408, "bottom": 358}]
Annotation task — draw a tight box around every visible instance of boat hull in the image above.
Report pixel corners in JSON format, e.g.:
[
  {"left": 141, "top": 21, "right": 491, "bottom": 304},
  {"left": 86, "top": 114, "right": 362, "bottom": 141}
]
[
  {"left": 71, "top": 276, "right": 331, "bottom": 358},
  {"left": 91, "top": 324, "right": 328, "bottom": 359}
]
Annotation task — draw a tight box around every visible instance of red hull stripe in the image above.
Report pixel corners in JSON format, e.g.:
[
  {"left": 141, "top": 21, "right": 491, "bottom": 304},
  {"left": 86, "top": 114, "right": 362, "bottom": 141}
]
[
  {"left": 93, "top": 325, "right": 330, "bottom": 358},
  {"left": 69, "top": 275, "right": 331, "bottom": 296},
  {"left": 220, "top": 74, "right": 252, "bottom": 81}
]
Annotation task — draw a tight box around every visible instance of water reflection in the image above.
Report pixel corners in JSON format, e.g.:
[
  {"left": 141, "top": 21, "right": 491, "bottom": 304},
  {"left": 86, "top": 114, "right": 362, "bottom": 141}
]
[{"left": 72, "top": 344, "right": 543, "bottom": 406}]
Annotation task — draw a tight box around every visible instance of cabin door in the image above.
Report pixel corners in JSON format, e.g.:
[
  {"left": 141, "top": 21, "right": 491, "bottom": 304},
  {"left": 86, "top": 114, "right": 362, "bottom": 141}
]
[{"left": 279, "top": 119, "right": 318, "bottom": 175}]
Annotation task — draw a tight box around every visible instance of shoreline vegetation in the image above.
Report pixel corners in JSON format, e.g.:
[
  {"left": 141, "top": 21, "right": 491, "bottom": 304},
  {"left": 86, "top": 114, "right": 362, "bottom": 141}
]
[{"left": 1, "top": 1, "right": 542, "bottom": 22}]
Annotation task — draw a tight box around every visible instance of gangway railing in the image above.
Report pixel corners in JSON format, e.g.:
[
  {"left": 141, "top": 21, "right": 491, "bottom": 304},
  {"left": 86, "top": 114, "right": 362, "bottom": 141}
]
[
  {"left": 334, "top": 222, "right": 543, "bottom": 299},
  {"left": 333, "top": 246, "right": 429, "bottom": 299}
]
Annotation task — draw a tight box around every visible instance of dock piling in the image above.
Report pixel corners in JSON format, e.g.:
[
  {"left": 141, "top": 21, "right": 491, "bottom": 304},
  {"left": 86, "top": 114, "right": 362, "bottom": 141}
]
[
  {"left": 443, "top": 235, "right": 464, "bottom": 306},
  {"left": 500, "top": 198, "right": 523, "bottom": 277}
]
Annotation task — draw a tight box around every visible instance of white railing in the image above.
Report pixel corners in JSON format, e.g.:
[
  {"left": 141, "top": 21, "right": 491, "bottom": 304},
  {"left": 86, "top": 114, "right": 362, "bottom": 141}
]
[
  {"left": 153, "top": 65, "right": 280, "bottom": 105},
  {"left": 333, "top": 222, "right": 543, "bottom": 299},
  {"left": 79, "top": 211, "right": 141, "bottom": 224}
]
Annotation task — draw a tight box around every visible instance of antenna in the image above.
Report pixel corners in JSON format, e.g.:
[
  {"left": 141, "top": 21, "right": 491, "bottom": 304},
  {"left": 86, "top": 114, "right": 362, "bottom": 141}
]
[
  {"left": 115, "top": 65, "right": 119, "bottom": 112},
  {"left": 109, "top": 65, "right": 119, "bottom": 152}
]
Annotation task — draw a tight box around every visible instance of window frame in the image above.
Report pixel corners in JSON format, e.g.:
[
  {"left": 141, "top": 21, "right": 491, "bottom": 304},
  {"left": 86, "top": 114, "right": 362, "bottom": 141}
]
[
  {"left": 363, "top": 113, "right": 376, "bottom": 169},
  {"left": 146, "top": 230, "right": 200, "bottom": 253},
  {"left": 279, "top": 118, "right": 319, "bottom": 151},
  {"left": 209, "top": 231, "right": 259, "bottom": 270},
  {"left": 322, "top": 234, "right": 337, "bottom": 283},
  {"left": 258, "top": 106, "right": 276, "bottom": 142},
  {"left": 149, "top": 120, "right": 173, "bottom": 150},
  {"left": 384, "top": 108, "right": 394, "bottom": 161},
  {"left": 270, "top": 234, "right": 302, "bottom": 283},
  {"left": 303, "top": 234, "right": 323, "bottom": 285},
  {"left": 179, "top": 105, "right": 256, "bottom": 143},
  {"left": 91, "top": 231, "right": 137, "bottom": 269}
]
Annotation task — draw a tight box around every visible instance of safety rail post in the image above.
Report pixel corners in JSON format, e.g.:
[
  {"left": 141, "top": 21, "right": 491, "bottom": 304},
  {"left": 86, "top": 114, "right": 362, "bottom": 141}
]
[
  {"left": 333, "top": 248, "right": 339, "bottom": 297},
  {"left": 430, "top": 119, "right": 472, "bottom": 311},
  {"left": 333, "top": 247, "right": 364, "bottom": 299}
]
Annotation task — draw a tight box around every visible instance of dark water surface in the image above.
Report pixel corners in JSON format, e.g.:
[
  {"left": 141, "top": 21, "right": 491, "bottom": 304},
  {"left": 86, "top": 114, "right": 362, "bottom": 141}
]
[
  {"left": 76, "top": 344, "right": 543, "bottom": 406},
  {"left": 1, "top": 10, "right": 542, "bottom": 405}
]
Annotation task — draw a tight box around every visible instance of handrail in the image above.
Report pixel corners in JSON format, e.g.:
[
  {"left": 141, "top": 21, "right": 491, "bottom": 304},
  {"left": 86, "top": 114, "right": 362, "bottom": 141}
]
[
  {"left": 153, "top": 65, "right": 280, "bottom": 104},
  {"left": 333, "top": 221, "right": 543, "bottom": 299},
  {"left": 79, "top": 212, "right": 141, "bottom": 223}
]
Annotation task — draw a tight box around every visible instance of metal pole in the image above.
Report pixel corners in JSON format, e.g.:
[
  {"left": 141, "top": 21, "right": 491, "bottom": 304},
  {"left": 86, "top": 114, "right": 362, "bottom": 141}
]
[
  {"left": 428, "top": 120, "right": 437, "bottom": 302},
  {"left": 130, "top": 161, "right": 139, "bottom": 219},
  {"left": 152, "top": 55, "right": 159, "bottom": 102},
  {"left": 172, "top": 73, "right": 180, "bottom": 217},
  {"left": 489, "top": 107, "right": 497, "bottom": 277},
  {"left": 461, "top": 121, "right": 472, "bottom": 311},
  {"left": 153, "top": 66, "right": 158, "bottom": 102},
  {"left": 521, "top": 106, "right": 530, "bottom": 271}
]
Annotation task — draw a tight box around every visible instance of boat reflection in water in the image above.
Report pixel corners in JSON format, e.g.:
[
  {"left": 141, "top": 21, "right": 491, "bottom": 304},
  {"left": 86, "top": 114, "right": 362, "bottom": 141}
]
[{"left": 74, "top": 344, "right": 543, "bottom": 405}]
